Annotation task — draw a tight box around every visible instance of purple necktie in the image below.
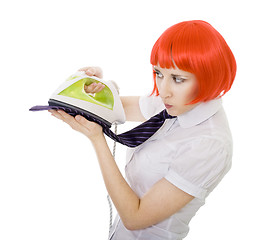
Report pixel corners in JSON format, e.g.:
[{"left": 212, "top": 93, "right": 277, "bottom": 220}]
[
  {"left": 103, "top": 109, "right": 175, "bottom": 147},
  {"left": 30, "top": 105, "right": 175, "bottom": 147}
]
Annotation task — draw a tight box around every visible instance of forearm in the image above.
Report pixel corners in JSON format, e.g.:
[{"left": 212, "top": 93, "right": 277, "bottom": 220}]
[
  {"left": 90, "top": 134, "right": 140, "bottom": 228},
  {"left": 121, "top": 96, "right": 146, "bottom": 122}
]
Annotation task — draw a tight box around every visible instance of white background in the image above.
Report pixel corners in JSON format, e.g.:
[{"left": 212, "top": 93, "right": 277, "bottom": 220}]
[{"left": 1, "top": 0, "right": 278, "bottom": 239}]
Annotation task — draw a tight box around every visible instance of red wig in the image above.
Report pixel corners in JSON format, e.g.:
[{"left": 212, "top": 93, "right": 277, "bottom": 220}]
[{"left": 150, "top": 20, "right": 237, "bottom": 103}]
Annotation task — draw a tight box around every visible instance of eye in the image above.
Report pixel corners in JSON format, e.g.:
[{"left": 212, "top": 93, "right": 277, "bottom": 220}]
[
  {"left": 153, "top": 70, "right": 163, "bottom": 79},
  {"left": 173, "top": 76, "right": 186, "bottom": 83}
]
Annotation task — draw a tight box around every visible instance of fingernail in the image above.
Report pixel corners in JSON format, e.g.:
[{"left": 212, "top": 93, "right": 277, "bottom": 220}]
[{"left": 86, "top": 69, "right": 94, "bottom": 75}]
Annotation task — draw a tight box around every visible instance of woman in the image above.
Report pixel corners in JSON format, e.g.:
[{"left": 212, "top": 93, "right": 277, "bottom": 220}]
[{"left": 50, "top": 20, "right": 236, "bottom": 239}]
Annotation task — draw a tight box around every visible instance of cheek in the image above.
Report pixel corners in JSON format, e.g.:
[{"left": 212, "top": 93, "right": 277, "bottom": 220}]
[
  {"left": 155, "top": 78, "right": 162, "bottom": 91},
  {"left": 188, "top": 81, "right": 199, "bottom": 99},
  {"left": 189, "top": 86, "right": 199, "bottom": 100},
  {"left": 178, "top": 84, "right": 197, "bottom": 102}
]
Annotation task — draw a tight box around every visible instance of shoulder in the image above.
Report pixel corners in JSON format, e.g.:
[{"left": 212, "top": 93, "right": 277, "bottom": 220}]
[
  {"left": 175, "top": 136, "right": 231, "bottom": 163},
  {"left": 174, "top": 99, "right": 233, "bottom": 150},
  {"left": 139, "top": 95, "right": 165, "bottom": 119},
  {"left": 165, "top": 136, "right": 232, "bottom": 199}
]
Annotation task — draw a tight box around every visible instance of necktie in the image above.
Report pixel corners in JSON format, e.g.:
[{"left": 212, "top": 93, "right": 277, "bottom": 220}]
[
  {"left": 103, "top": 109, "right": 175, "bottom": 147},
  {"left": 30, "top": 105, "right": 175, "bottom": 147}
]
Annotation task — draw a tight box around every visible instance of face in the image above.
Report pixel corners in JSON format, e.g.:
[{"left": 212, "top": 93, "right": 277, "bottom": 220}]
[{"left": 153, "top": 65, "right": 199, "bottom": 116}]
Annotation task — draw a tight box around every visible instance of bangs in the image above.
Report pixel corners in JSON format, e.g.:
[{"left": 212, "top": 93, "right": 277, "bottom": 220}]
[{"left": 151, "top": 21, "right": 215, "bottom": 73}]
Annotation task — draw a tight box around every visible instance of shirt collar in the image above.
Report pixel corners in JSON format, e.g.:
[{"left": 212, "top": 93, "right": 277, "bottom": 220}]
[{"left": 177, "top": 98, "right": 223, "bottom": 128}]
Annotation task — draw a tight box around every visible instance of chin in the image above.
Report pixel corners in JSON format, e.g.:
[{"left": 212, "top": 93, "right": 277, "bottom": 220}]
[{"left": 166, "top": 108, "right": 177, "bottom": 116}]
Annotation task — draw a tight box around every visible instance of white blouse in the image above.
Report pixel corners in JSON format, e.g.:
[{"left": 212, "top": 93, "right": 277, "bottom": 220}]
[{"left": 110, "top": 96, "right": 233, "bottom": 240}]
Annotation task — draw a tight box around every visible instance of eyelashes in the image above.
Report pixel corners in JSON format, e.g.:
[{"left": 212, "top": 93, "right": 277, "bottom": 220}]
[
  {"left": 173, "top": 76, "right": 186, "bottom": 83},
  {"left": 153, "top": 69, "right": 187, "bottom": 84},
  {"left": 153, "top": 69, "right": 163, "bottom": 79}
]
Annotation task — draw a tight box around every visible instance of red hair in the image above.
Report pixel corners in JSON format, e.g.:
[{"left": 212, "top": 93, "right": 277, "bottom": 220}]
[{"left": 150, "top": 20, "right": 237, "bottom": 103}]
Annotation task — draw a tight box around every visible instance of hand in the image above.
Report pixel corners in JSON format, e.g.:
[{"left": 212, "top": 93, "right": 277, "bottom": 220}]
[
  {"left": 84, "top": 82, "right": 105, "bottom": 95},
  {"left": 79, "top": 66, "right": 103, "bottom": 78},
  {"left": 79, "top": 66, "right": 105, "bottom": 95},
  {"left": 49, "top": 109, "right": 104, "bottom": 142}
]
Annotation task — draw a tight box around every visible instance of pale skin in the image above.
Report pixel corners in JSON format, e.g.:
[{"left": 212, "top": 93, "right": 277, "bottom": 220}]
[{"left": 49, "top": 66, "right": 197, "bottom": 230}]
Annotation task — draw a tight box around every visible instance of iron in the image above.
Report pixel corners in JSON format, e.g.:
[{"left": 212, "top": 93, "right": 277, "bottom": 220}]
[{"left": 30, "top": 71, "right": 126, "bottom": 128}]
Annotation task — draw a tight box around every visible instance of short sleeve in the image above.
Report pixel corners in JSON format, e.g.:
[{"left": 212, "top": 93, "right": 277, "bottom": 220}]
[
  {"left": 165, "top": 138, "right": 232, "bottom": 199},
  {"left": 139, "top": 95, "right": 165, "bottom": 119}
]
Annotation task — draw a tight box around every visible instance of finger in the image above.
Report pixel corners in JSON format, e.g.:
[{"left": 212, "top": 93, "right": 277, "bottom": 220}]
[
  {"left": 85, "top": 82, "right": 105, "bottom": 94},
  {"left": 95, "top": 83, "right": 105, "bottom": 92},
  {"left": 75, "top": 115, "right": 91, "bottom": 129},
  {"left": 51, "top": 110, "right": 72, "bottom": 122},
  {"left": 92, "top": 67, "right": 103, "bottom": 78},
  {"left": 78, "top": 66, "right": 94, "bottom": 72},
  {"left": 75, "top": 115, "right": 102, "bottom": 132},
  {"left": 57, "top": 110, "right": 75, "bottom": 122},
  {"left": 52, "top": 110, "right": 73, "bottom": 123},
  {"left": 85, "top": 69, "right": 95, "bottom": 76},
  {"left": 57, "top": 111, "right": 88, "bottom": 132},
  {"left": 85, "top": 82, "right": 97, "bottom": 93},
  {"left": 49, "top": 109, "right": 64, "bottom": 120},
  {"left": 48, "top": 109, "right": 55, "bottom": 114},
  {"left": 79, "top": 66, "right": 103, "bottom": 78},
  {"left": 78, "top": 66, "right": 95, "bottom": 76},
  {"left": 50, "top": 109, "right": 103, "bottom": 138},
  {"left": 84, "top": 84, "right": 88, "bottom": 92}
]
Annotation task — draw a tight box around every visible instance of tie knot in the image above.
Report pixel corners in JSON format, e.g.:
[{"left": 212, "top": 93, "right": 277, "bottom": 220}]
[{"left": 161, "top": 109, "right": 176, "bottom": 120}]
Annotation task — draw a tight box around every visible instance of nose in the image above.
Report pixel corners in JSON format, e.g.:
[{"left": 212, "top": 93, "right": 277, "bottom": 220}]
[{"left": 158, "top": 78, "right": 172, "bottom": 99}]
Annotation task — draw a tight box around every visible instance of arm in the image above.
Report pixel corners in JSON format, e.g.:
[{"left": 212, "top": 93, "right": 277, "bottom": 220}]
[
  {"left": 90, "top": 131, "right": 194, "bottom": 230},
  {"left": 96, "top": 139, "right": 194, "bottom": 229},
  {"left": 49, "top": 111, "right": 194, "bottom": 230},
  {"left": 120, "top": 96, "right": 146, "bottom": 122}
]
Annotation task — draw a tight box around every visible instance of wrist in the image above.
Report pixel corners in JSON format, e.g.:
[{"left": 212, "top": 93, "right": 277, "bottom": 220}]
[{"left": 89, "top": 132, "right": 106, "bottom": 145}]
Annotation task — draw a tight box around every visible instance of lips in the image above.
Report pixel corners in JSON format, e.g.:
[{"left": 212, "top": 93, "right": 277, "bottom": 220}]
[{"left": 164, "top": 104, "right": 173, "bottom": 109}]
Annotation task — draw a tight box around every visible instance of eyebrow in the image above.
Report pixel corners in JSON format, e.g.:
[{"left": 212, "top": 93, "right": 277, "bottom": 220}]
[
  {"left": 171, "top": 74, "right": 187, "bottom": 78},
  {"left": 153, "top": 67, "right": 189, "bottom": 79}
]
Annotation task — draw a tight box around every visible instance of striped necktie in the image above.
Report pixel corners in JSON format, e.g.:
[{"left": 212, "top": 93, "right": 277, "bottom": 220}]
[
  {"left": 30, "top": 105, "right": 175, "bottom": 147},
  {"left": 103, "top": 109, "right": 175, "bottom": 147}
]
